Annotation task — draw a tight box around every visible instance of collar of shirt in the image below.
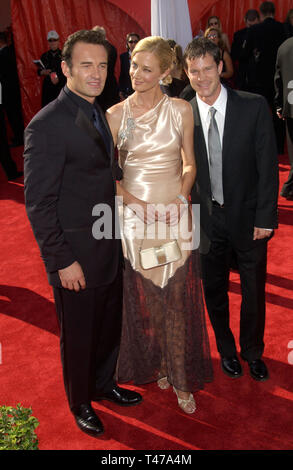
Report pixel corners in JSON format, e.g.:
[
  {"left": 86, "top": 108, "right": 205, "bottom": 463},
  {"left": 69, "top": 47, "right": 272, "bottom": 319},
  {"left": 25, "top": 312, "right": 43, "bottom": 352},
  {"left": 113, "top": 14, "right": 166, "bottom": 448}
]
[
  {"left": 196, "top": 84, "right": 227, "bottom": 149},
  {"left": 64, "top": 84, "right": 95, "bottom": 121}
]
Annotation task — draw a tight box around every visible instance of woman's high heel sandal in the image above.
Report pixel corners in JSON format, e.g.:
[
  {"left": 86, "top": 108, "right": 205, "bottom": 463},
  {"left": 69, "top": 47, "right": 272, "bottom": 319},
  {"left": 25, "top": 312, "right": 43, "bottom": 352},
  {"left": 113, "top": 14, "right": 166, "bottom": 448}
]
[
  {"left": 173, "top": 387, "right": 196, "bottom": 414},
  {"left": 157, "top": 377, "right": 170, "bottom": 390}
]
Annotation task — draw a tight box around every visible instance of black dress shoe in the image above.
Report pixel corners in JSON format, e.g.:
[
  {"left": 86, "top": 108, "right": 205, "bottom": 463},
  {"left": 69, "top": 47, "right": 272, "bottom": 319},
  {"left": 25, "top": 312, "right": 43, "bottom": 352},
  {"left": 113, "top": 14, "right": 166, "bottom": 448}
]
[
  {"left": 93, "top": 385, "right": 142, "bottom": 406},
  {"left": 221, "top": 356, "right": 243, "bottom": 378},
  {"left": 72, "top": 404, "right": 104, "bottom": 437},
  {"left": 249, "top": 359, "right": 269, "bottom": 381}
]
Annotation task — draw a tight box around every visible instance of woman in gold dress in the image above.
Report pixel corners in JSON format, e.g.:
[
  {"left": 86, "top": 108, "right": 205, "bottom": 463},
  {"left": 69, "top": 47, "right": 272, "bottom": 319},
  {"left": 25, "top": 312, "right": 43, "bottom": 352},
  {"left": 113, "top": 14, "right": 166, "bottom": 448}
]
[{"left": 106, "top": 36, "right": 213, "bottom": 414}]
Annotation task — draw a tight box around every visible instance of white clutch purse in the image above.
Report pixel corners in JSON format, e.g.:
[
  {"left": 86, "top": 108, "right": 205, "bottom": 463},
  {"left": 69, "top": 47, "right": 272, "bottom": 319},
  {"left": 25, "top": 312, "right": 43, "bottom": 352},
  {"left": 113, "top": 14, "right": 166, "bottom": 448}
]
[{"left": 139, "top": 239, "right": 182, "bottom": 270}]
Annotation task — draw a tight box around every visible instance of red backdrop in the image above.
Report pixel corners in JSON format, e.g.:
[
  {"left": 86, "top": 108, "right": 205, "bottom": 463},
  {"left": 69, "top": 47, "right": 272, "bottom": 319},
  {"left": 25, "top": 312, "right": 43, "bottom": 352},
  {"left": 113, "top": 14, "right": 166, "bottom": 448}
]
[
  {"left": 11, "top": 0, "right": 293, "bottom": 125},
  {"left": 11, "top": 0, "right": 146, "bottom": 124}
]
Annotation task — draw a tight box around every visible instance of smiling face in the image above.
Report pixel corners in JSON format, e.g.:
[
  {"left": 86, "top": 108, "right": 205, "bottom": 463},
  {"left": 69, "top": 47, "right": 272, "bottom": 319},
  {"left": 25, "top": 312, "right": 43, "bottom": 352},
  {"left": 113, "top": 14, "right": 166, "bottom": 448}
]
[
  {"left": 185, "top": 52, "right": 222, "bottom": 105},
  {"left": 130, "top": 50, "right": 167, "bottom": 93},
  {"left": 61, "top": 41, "right": 108, "bottom": 103}
]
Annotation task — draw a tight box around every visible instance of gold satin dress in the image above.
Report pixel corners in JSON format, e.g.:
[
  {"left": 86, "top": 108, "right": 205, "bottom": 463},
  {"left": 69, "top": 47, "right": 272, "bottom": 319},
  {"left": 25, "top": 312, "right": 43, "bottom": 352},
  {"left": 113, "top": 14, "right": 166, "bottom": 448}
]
[{"left": 116, "top": 94, "right": 213, "bottom": 392}]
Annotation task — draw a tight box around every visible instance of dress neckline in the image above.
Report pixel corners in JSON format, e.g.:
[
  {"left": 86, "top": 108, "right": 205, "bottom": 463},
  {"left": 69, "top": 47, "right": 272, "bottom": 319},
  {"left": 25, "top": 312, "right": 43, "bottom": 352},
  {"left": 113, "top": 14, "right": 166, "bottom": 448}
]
[{"left": 126, "top": 94, "right": 168, "bottom": 121}]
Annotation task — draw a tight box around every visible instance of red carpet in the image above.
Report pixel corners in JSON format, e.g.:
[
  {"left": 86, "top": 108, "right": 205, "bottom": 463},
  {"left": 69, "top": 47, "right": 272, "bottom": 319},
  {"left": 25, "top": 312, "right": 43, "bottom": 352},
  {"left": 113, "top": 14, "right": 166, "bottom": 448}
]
[{"left": 0, "top": 148, "right": 292, "bottom": 451}]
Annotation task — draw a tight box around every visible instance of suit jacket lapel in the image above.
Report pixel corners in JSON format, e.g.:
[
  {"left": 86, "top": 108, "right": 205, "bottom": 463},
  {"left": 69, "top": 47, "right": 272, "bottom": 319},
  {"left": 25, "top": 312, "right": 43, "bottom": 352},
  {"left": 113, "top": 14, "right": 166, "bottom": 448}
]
[
  {"left": 75, "top": 108, "right": 110, "bottom": 160},
  {"left": 191, "top": 97, "right": 212, "bottom": 196},
  {"left": 222, "top": 88, "right": 238, "bottom": 162},
  {"left": 193, "top": 98, "right": 207, "bottom": 155},
  {"left": 58, "top": 88, "right": 112, "bottom": 161}
]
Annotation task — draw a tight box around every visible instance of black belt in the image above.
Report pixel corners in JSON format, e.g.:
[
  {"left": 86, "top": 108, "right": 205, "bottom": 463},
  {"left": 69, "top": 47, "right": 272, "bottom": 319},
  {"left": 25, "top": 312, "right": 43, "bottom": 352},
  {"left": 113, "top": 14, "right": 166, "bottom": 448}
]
[{"left": 212, "top": 200, "right": 225, "bottom": 208}]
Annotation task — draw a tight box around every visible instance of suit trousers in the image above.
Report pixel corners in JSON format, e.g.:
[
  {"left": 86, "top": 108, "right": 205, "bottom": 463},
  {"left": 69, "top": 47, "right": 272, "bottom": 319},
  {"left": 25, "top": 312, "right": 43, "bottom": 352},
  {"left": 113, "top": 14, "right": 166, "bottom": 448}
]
[
  {"left": 200, "top": 205, "right": 267, "bottom": 362},
  {"left": 53, "top": 267, "right": 123, "bottom": 410}
]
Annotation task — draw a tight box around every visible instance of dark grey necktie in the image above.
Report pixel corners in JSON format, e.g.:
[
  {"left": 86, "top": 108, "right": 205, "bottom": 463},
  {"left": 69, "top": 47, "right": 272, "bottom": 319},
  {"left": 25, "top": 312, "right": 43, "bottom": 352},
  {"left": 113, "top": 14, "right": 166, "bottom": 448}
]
[
  {"left": 208, "top": 107, "right": 224, "bottom": 205},
  {"left": 92, "top": 107, "right": 111, "bottom": 156}
]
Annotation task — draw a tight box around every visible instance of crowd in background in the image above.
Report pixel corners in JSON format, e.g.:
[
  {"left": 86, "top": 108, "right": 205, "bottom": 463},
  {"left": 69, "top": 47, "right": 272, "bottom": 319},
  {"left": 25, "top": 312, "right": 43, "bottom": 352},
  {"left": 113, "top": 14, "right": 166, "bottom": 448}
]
[{"left": 0, "top": 5, "right": 293, "bottom": 180}]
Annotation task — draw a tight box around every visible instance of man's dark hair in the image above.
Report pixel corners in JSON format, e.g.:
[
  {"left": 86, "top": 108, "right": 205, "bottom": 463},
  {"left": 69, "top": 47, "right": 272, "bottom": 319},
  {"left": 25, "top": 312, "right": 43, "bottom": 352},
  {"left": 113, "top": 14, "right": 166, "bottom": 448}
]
[
  {"left": 62, "top": 29, "right": 109, "bottom": 70},
  {"left": 126, "top": 32, "right": 140, "bottom": 42},
  {"left": 183, "top": 37, "right": 221, "bottom": 69},
  {"left": 126, "top": 32, "right": 140, "bottom": 50},
  {"left": 245, "top": 9, "right": 260, "bottom": 22},
  {"left": 259, "top": 1, "right": 275, "bottom": 17}
]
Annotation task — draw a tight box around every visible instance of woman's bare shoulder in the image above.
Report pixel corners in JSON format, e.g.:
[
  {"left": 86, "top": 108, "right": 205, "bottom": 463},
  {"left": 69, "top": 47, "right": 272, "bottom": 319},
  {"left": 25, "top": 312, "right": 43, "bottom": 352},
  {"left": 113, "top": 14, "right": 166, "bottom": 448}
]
[{"left": 106, "top": 100, "right": 125, "bottom": 121}]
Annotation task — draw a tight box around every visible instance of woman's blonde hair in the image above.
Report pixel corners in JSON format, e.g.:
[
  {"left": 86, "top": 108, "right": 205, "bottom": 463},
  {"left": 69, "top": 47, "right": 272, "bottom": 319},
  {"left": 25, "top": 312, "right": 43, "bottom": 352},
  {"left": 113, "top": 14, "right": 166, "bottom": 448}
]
[
  {"left": 131, "top": 36, "right": 174, "bottom": 85},
  {"left": 204, "top": 27, "right": 224, "bottom": 50}
]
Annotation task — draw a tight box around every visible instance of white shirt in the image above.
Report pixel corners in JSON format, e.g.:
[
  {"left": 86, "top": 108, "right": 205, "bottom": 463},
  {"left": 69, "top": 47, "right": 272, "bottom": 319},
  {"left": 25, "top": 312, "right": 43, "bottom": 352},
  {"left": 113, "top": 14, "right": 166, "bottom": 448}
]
[{"left": 196, "top": 84, "right": 227, "bottom": 163}]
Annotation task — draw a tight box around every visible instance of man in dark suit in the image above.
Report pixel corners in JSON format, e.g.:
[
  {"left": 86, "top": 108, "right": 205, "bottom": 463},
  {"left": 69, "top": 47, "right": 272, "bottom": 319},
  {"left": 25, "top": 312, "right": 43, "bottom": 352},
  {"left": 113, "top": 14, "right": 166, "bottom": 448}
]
[
  {"left": 37, "top": 30, "right": 66, "bottom": 108},
  {"left": 244, "top": 2, "right": 286, "bottom": 101},
  {"left": 24, "top": 29, "right": 141, "bottom": 438},
  {"left": 274, "top": 37, "right": 293, "bottom": 200},
  {"left": 92, "top": 26, "right": 120, "bottom": 111},
  {"left": 231, "top": 9, "right": 260, "bottom": 91},
  {"left": 118, "top": 32, "right": 140, "bottom": 99},
  {"left": 243, "top": 1, "right": 286, "bottom": 153},
  {"left": 183, "top": 37, "right": 279, "bottom": 382}
]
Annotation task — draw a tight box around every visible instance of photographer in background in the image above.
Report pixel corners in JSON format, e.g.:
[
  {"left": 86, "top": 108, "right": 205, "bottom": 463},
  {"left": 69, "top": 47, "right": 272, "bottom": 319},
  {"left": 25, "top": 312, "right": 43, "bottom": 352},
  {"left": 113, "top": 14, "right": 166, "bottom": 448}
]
[{"left": 37, "top": 30, "right": 66, "bottom": 107}]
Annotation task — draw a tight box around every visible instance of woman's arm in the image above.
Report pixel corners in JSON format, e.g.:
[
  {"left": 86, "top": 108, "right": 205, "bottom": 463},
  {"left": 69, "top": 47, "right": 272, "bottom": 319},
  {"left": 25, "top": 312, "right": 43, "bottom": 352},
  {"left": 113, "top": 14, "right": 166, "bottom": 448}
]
[
  {"left": 222, "top": 33, "right": 231, "bottom": 53},
  {"left": 178, "top": 99, "right": 196, "bottom": 200},
  {"left": 106, "top": 105, "right": 156, "bottom": 224},
  {"left": 116, "top": 181, "right": 157, "bottom": 224},
  {"left": 164, "top": 99, "right": 196, "bottom": 225}
]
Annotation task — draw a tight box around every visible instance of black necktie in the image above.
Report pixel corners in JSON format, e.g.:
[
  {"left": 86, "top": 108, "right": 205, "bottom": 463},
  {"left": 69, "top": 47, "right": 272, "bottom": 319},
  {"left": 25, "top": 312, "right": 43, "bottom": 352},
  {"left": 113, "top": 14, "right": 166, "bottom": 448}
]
[{"left": 92, "top": 107, "right": 111, "bottom": 156}]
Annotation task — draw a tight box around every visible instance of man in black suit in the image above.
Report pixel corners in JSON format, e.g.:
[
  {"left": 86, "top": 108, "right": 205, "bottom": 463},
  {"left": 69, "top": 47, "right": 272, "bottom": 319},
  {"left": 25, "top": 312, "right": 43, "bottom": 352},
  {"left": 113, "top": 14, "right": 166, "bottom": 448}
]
[
  {"left": 274, "top": 37, "right": 293, "bottom": 200},
  {"left": 183, "top": 38, "right": 279, "bottom": 381},
  {"left": 24, "top": 29, "right": 141, "bottom": 438},
  {"left": 92, "top": 26, "right": 120, "bottom": 111},
  {"left": 37, "top": 30, "right": 66, "bottom": 108},
  {"left": 231, "top": 9, "right": 260, "bottom": 91},
  {"left": 118, "top": 32, "right": 140, "bottom": 99},
  {"left": 243, "top": 1, "right": 286, "bottom": 153}
]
